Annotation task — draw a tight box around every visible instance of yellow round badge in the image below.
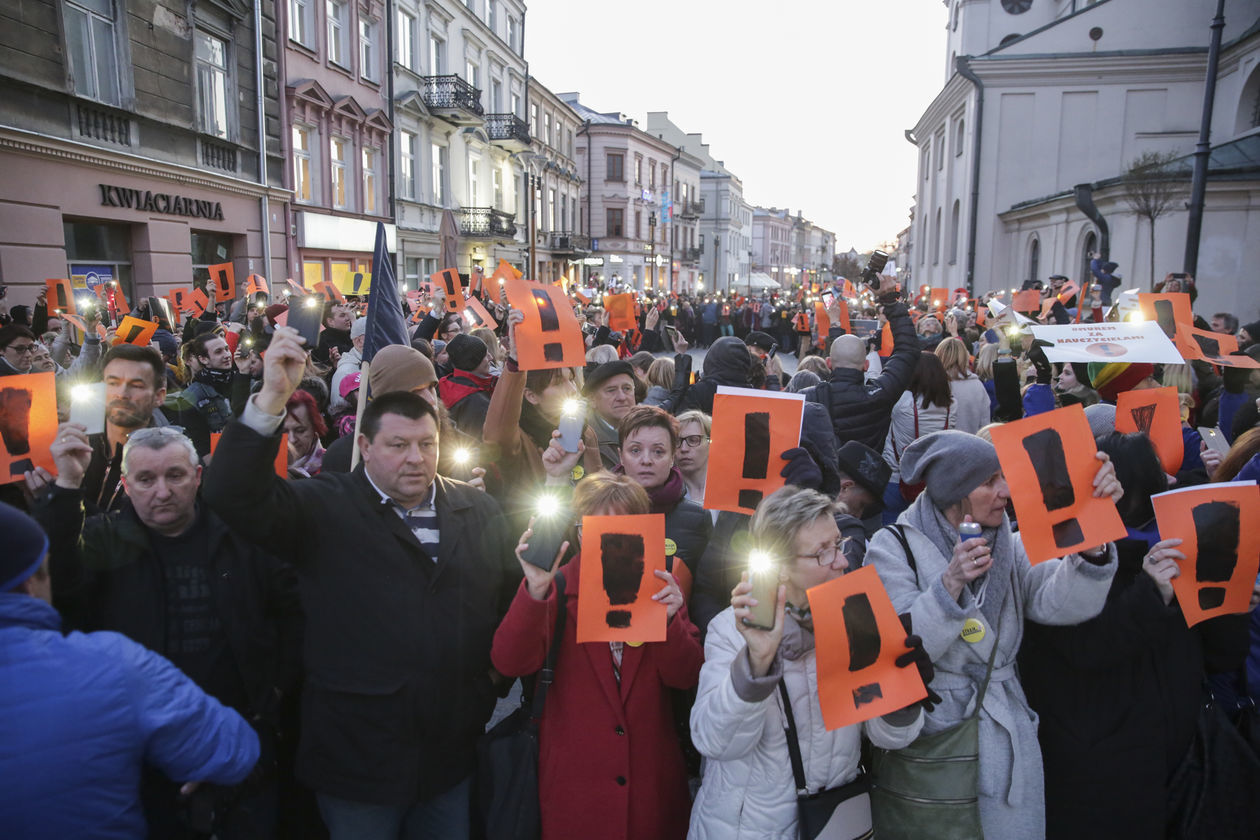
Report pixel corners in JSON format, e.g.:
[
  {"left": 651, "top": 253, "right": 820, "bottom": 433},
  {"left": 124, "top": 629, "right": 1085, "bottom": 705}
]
[
  {"left": 626, "top": 640, "right": 644, "bottom": 648},
  {"left": 960, "top": 618, "right": 986, "bottom": 643},
  {"left": 570, "top": 465, "right": 585, "bottom": 481},
  {"left": 664, "top": 538, "right": 677, "bottom": 556}
]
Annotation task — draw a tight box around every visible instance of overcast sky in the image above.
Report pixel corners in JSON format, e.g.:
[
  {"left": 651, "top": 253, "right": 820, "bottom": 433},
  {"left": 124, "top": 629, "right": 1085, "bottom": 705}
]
[{"left": 525, "top": 0, "right": 949, "bottom": 252}]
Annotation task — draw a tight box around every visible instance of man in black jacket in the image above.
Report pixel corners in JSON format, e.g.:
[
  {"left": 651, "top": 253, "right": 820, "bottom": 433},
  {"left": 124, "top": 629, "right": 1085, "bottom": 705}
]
[
  {"left": 203, "top": 325, "right": 517, "bottom": 840},
  {"left": 35, "top": 423, "right": 301, "bottom": 838},
  {"left": 803, "top": 276, "right": 919, "bottom": 451}
]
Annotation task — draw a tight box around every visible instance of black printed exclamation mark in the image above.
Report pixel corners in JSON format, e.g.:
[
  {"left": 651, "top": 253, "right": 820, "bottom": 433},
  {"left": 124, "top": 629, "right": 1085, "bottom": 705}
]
[
  {"left": 1130, "top": 405, "right": 1157, "bottom": 435},
  {"left": 0, "top": 387, "right": 34, "bottom": 476},
  {"left": 738, "top": 411, "right": 771, "bottom": 510},
  {"left": 1023, "top": 428, "right": 1083, "bottom": 548},
  {"left": 531, "top": 289, "right": 564, "bottom": 362},
  {"left": 1193, "top": 333, "right": 1221, "bottom": 358},
  {"left": 48, "top": 281, "right": 70, "bottom": 313},
  {"left": 352, "top": 272, "right": 366, "bottom": 295},
  {"left": 211, "top": 266, "right": 233, "bottom": 302},
  {"left": 1192, "top": 501, "right": 1241, "bottom": 611},
  {"left": 439, "top": 269, "right": 461, "bottom": 312},
  {"left": 844, "top": 593, "right": 884, "bottom": 706},
  {"left": 1152, "top": 299, "right": 1177, "bottom": 339},
  {"left": 601, "top": 533, "right": 645, "bottom": 629}
]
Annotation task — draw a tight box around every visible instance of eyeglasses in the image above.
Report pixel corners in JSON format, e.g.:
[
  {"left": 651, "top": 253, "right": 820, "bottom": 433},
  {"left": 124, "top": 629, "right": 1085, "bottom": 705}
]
[
  {"left": 5, "top": 343, "right": 35, "bottom": 355},
  {"left": 679, "top": 435, "right": 709, "bottom": 449},
  {"left": 796, "top": 539, "right": 847, "bottom": 566}
]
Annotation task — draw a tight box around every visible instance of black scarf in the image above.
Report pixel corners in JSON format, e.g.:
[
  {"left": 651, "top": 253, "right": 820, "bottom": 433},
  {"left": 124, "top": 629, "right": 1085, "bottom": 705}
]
[{"left": 519, "top": 399, "right": 557, "bottom": 452}]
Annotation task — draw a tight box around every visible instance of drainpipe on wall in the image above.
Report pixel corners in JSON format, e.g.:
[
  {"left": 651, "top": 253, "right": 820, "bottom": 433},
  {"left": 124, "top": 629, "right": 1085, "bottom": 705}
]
[
  {"left": 954, "top": 56, "right": 983, "bottom": 295},
  {"left": 386, "top": 0, "right": 396, "bottom": 225},
  {"left": 275, "top": 0, "right": 297, "bottom": 278},
  {"left": 1073, "top": 183, "right": 1109, "bottom": 261},
  {"left": 253, "top": 0, "right": 272, "bottom": 280}
]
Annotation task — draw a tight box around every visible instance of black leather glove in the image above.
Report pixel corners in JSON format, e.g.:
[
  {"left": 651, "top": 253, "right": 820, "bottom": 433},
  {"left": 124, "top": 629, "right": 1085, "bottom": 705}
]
[
  {"left": 1027, "top": 339, "right": 1053, "bottom": 385},
  {"left": 895, "top": 613, "right": 943, "bottom": 713},
  {"left": 779, "top": 447, "right": 823, "bottom": 490}
]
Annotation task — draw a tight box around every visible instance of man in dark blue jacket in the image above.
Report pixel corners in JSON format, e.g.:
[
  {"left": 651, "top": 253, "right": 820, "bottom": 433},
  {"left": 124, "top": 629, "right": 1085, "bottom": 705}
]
[{"left": 0, "top": 502, "right": 259, "bottom": 840}]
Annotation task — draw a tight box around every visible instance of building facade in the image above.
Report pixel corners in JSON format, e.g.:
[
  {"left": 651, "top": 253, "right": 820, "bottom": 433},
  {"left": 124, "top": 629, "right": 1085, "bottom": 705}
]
[
  {"left": 527, "top": 79, "right": 585, "bottom": 285},
  {"left": 908, "top": 0, "right": 1260, "bottom": 318},
  {"left": 391, "top": 0, "right": 528, "bottom": 288},
  {"left": 0, "top": 0, "right": 288, "bottom": 305},
  {"left": 565, "top": 94, "right": 682, "bottom": 293},
  {"left": 644, "top": 113, "right": 706, "bottom": 293},
  {"left": 280, "top": 0, "right": 396, "bottom": 291}
]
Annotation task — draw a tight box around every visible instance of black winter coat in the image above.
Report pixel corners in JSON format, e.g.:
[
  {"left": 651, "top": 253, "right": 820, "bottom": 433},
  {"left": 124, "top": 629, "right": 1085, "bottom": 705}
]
[
  {"left": 202, "top": 420, "right": 518, "bottom": 806},
  {"left": 804, "top": 300, "right": 919, "bottom": 451},
  {"left": 1019, "top": 536, "right": 1249, "bottom": 840},
  {"left": 676, "top": 336, "right": 751, "bottom": 415},
  {"left": 37, "top": 487, "right": 302, "bottom": 724}
]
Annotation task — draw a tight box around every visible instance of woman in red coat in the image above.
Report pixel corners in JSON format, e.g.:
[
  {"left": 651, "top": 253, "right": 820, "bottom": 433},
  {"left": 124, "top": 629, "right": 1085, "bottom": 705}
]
[{"left": 491, "top": 472, "right": 703, "bottom": 840}]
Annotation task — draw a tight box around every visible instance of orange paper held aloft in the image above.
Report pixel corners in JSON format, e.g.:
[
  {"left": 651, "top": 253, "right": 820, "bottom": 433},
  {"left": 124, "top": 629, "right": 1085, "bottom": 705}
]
[
  {"left": 93, "top": 280, "right": 129, "bottom": 313},
  {"left": 808, "top": 565, "right": 927, "bottom": 730},
  {"left": 1011, "top": 290, "right": 1041, "bottom": 313},
  {"left": 1179, "top": 327, "right": 1260, "bottom": 369},
  {"left": 504, "top": 276, "right": 585, "bottom": 371},
  {"left": 113, "top": 316, "right": 158, "bottom": 347},
  {"left": 210, "top": 432, "right": 288, "bottom": 479},
  {"left": 1115, "top": 386, "right": 1183, "bottom": 474},
  {"left": 490, "top": 259, "right": 523, "bottom": 286},
  {"left": 45, "top": 278, "right": 76, "bottom": 315},
  {"left": 990, "top": 404, "right": 1126, "bottom": 564},
  {"left": 1151, "top": 481, "right": 1260, "bottom": 628},
  {"left": 1138, "top": 292, "right": 1193, "bottom": 342},
  {"left": 462, "top": 295, "right": 498, "bottom": 330},
  {"left": 313, "top": 281, "right": 346, "bottom": 304},
  {"left": 929, "top": 288, "right": 949, "bottom": 313},
  {"left": 208, "top": 262, "right": 236, "bottom": 302},
  {"left": 245, "top": 274, "right": 269, "bottom": 297},
  {"left": 575, "top": 514, "right": 667, "bottom": 644},
  {"left": 877, "top": 321, "right": 894, "bottom": 358},
  {"left": 169, "top": 287, "right": 195, "bottom": 315},
  {"left": 813, "top": 301, "right": 830, "bottom": 349},
  {"left": 703, "top": 388, "right": 805, "bottom": 515},
  {"left": 0, "top": 372, "right": 58, "bottom": 485},
  {"left": 604, "top": 293, "right": 636, "bottom": 332},
  {"left": 431, "top": 268, "right": 465, "bottom": 313},
  {"left": 835, "top": 298, "right": 852, "bottom": 335},
  {"left": 188, "top": 288, "right": 211, "bottom": 317}
]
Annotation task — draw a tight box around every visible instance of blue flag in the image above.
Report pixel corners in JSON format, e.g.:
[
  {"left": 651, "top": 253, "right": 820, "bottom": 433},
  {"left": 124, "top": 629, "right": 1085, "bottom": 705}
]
[{"left": 362, "top": 222, "right": 408, "bottom": 363}]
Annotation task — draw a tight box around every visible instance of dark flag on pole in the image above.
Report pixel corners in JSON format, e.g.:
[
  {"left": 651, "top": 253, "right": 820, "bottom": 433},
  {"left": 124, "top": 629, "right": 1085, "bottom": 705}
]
[{"left": 362, "top": 221, "right": 408, "bottom": 363}]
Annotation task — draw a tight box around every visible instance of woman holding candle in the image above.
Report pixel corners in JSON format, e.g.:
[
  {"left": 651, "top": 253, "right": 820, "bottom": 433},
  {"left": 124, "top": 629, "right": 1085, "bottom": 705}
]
[
  {"left": 491, "top": 473, "right": 702, "bottom": 840},
  {"left": 688, "top": 485, "right": 933, "bottom": 839}
]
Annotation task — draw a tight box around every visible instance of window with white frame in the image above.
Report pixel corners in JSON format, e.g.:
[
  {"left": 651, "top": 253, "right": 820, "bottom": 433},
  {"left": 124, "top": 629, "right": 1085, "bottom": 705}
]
[
  {"left": 954, "top": 119, "right": 965, "bottom": 156},
  {"left": 464, "top": 58, "right": 478, "bottom": 88},
  {"left": 493, "top": 168, "right": 503, "bottom": 209},
  {"left": 431, "top": 143, "right": 447, "bottom": 205},
  {"left": 330, "top": 136, "right": 350, "bottom": 209},
  {"left": 289, "top": 0, "right": 314, "bottom": 46},
  {"left": 428, "top": 34, "right": 444, "bottom": 74},
  {"left": 362, "top": 147, "right": 379, "bottom": 214},
  {"left": 544, "top": 112, "right": 552, "bottom": 147},
  {"left": 396, "top": 10, "right": 414, "bottom": 69},
  {"left": 487, "top": 0, "right": 496, "bottom": 31},
  {"left": 507, "top": 17, "right": 518, "bottom": 54},
  {"left": 510, "top": 91, "right": 520, "bottom": 117},
  {"left": 359, "top": 17, "right": 377, "bottom": 80},
  {"left": 326, "top": 0, "right": 348, "bottom": 67},
  {"left": 64, "top": 0, "right": 122, "bottom": 105},
  {"left": 400, "top": 130, "right": 417, "bottom": 200},
  {"left": 468, "top": 153, "right": 480, "bottom": 205},
  {"left": 548, "top": 188, "right": 556, "bottom": 231},
  {"left": 195, "top": 30, "right": 230, "bottom": 139},
  {"left": 530, "top": 104, "right": 539, "bottom": 137},
  {"left": 292, "top": 124, "right": 317, "bottom": 203}
]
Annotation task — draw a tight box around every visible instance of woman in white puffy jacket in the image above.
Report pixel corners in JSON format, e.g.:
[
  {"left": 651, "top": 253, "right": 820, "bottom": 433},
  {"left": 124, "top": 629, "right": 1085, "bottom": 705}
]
[{"left": 687, "top": 486, "right": 930, "bottom": 840}]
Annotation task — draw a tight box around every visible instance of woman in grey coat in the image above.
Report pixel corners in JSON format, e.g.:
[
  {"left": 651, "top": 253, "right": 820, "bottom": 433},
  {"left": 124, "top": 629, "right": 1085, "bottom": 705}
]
[{"left": 865, "top": 430, "right": 1123, "bottom": 839}]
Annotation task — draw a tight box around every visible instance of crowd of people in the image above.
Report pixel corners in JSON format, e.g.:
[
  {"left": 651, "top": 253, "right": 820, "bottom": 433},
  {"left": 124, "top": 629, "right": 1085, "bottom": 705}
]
[{"left": 0, "top": 263, "right": 1258, "bottom": 840}]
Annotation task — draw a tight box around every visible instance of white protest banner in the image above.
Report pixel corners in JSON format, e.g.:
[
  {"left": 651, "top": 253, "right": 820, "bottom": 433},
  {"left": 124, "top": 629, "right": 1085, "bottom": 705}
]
[
  {"left": 987, "top": 298, "right": 1036, "bottom": 327},
  {"left": 1028, "top": 321, "right": 1185, "bottom": 365}
]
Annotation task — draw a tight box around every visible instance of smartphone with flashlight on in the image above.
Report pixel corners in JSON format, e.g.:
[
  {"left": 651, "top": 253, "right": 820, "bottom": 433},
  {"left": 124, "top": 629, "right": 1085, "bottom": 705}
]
[
  {"left": 744, "top": 551, "right": 779, "bottom": 630},
  {"left": 557, "top": 399, "right": 585, "bottom": 453},
  {"left": 521, "top": 497, "right": 570, "bottom": 571},
  {"left": 69, "top": 382, "right": 107, "bottom": 436}
]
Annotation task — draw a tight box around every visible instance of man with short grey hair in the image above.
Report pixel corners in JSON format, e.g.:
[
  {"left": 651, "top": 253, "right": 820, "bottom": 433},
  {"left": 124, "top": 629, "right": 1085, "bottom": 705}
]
[{"left": 33, "top": 422, "right": 301, "bottom": 838}]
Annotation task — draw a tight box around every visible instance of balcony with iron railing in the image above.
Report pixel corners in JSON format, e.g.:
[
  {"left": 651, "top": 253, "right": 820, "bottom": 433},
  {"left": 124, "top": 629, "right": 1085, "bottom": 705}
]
[
  {"left": 678, "top": 198, "right": 705, "bottom": 219},
  {"left": 459, "top": 207, "right": 517, "bottom": 238},
  {"left": 420, "top": 75, "right": 484, "bottom": 125},
  {"left": 682, "top": 247, "right": 703, "bottom": 263},
  {"left": 548, "top": 231, "right": 591, "bottom": 254},
  {"left": 484, "top": 113, "right": 530, "bottom": 150}
]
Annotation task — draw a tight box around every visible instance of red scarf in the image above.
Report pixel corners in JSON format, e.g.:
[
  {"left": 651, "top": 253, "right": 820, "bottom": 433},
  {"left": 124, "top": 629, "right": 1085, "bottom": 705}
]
[{"left": 438, "top": 371, "right": 496, "bottom": 408}]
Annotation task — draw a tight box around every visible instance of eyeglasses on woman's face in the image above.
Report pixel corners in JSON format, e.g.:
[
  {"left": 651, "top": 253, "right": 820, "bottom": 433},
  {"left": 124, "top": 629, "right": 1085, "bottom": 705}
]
[{"left": 679, "top": 434, "right": 709, "bottom": 449}]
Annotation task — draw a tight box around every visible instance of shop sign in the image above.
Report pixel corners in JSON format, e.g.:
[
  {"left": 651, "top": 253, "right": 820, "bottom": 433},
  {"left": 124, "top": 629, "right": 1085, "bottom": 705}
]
[{"left": 99, "top": 184, "right": 224, "bottom": 220}]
